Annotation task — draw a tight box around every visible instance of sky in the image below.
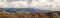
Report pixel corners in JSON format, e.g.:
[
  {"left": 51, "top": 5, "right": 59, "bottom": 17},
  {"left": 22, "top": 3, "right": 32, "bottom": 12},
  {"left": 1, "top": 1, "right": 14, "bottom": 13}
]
[{"left": 0, "top": 0, "right": 60, "bottom": 11}]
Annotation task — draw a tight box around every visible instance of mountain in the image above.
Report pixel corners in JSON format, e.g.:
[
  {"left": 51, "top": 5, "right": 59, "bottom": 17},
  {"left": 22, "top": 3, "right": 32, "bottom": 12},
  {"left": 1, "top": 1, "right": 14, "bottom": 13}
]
[{"left": 0, "top": 8, "right": 51, "bottom": 12}]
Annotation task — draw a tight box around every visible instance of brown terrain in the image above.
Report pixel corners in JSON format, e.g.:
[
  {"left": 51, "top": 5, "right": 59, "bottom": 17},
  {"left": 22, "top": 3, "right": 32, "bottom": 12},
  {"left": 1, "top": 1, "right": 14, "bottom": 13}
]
[{"left": 0, "top": 11, "right": 60, "bottom": 18}]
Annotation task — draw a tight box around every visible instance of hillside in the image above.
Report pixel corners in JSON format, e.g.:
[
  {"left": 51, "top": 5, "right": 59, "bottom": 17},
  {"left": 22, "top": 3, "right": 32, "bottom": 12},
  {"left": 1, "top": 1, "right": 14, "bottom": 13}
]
[{"left": 0, "top": 11, "right": 60, "bottom": 18}]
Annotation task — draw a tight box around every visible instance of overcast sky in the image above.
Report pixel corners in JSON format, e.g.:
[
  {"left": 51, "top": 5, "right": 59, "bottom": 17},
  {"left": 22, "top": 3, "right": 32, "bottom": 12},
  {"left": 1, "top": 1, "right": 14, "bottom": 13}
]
[{"left": 0, "top": 0, "right": 60, "bottom": 11}]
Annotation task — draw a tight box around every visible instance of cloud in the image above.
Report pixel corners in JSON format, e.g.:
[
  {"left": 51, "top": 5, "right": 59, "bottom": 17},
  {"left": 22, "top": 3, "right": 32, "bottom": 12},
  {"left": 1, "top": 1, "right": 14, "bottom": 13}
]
[
  {"left": 0, "top": 2, "right": 9, "bottom": 8},
  {"left": 0, "top": 0, "right": 60, "bottom": 11}
]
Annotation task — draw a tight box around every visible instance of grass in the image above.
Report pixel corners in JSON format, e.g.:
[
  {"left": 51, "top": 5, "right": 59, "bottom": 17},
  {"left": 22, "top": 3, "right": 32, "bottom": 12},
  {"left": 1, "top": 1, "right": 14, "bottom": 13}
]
[{"left": 0, "top": 11, "right": 60, "bottom": 18}]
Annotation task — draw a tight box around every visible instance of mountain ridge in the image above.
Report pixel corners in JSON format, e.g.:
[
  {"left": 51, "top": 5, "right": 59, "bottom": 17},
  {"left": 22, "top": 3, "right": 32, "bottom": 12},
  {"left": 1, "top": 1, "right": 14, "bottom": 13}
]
[{"left": 0, "top": 8, "right": 52, "bottom": 12}]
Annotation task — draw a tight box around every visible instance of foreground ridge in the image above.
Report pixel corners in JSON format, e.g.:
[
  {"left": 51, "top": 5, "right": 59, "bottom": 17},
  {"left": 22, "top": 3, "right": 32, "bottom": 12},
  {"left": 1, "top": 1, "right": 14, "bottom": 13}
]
[{"left": 0, "top": 11, "right": 60, "bottom": 18}]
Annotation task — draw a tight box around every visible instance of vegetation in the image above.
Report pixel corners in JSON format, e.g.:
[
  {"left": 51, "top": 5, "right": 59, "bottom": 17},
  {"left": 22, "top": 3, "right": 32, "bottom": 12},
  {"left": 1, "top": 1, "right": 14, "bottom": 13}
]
[
  {"left": 0, "top": 11, "right": 60, "bottom": 18},
  {"left": 0, "top": 10, "right": 5, "bottom": 18}
]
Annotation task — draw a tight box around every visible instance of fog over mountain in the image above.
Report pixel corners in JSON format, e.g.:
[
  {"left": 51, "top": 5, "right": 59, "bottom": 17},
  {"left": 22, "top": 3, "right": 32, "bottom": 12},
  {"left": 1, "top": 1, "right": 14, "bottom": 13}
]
[{"left": 0, "top": 0, "right": 60, "bottom": 11}]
